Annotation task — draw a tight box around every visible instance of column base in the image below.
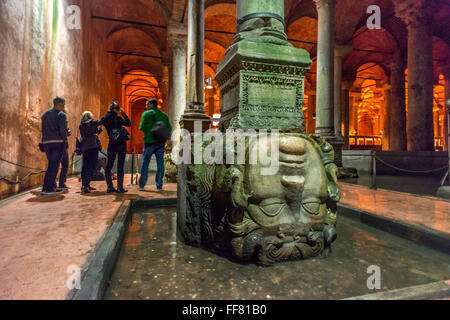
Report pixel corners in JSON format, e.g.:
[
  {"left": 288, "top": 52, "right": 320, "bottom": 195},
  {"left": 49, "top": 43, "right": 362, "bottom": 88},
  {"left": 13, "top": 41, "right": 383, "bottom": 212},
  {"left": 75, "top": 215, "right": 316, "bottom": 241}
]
[
  {"left": 181, "top": 112, "right": 211, "bottom": 133},
  {"left": 321, "top": 134, "right": 358, "bottom": 178}
]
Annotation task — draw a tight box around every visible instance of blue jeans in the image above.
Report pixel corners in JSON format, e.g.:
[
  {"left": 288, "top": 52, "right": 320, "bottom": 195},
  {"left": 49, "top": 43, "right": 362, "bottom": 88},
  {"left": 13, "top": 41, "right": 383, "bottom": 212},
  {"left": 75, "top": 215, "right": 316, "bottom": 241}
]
[
  {"left": 139, "top": 142, "right": 165, "bottom": 189},
  {"left": 42, "top": 142, "right": 65, "bottom": 192}
]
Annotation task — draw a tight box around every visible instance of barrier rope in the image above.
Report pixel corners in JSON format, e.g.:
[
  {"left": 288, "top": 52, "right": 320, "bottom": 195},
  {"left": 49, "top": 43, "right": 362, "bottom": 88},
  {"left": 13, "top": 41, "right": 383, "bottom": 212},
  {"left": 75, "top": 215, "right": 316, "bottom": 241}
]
[
  {"left": 374, "top": 156, "right": 448, "bottom": 174},
  {"left": 0, "top": 157, "right": 46, "bottom": 185}
]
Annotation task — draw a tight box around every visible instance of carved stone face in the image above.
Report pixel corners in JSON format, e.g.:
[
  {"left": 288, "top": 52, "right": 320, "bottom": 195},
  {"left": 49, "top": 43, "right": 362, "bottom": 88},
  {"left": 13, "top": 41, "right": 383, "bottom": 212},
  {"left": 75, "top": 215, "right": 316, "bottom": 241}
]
[
  {"left": 224, "top": 132, "right": 338, "bottom": 265},
  {"left": 244, "top": 134, "right": 328, "bottom": 231}
]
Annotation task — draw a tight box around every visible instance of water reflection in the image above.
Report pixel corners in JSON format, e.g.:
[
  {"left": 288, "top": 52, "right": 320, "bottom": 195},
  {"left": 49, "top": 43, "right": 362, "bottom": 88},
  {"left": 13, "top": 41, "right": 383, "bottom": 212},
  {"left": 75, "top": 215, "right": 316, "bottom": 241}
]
[{"left": 105, "top": 207, "right": 450, "bottom": 300}]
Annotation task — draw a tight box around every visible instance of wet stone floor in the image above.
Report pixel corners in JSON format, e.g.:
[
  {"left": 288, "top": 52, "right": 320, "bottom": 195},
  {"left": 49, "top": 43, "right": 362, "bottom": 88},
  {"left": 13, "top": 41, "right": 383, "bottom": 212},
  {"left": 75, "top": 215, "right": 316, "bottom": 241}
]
[{"left": 104, "top": 207, "right": 450, "bottom": 300}]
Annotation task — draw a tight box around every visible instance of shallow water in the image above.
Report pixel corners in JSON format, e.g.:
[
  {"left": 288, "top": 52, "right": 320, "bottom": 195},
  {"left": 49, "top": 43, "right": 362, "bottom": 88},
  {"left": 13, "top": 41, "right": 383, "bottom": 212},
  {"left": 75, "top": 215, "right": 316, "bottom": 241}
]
[{"left": 104, "top": 207, "right": 450, "bottom": 300}]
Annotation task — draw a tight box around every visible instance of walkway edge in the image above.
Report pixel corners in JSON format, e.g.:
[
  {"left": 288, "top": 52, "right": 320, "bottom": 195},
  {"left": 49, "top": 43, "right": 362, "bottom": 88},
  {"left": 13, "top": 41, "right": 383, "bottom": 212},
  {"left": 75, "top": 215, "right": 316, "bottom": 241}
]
[
  {"left": 70, "top": 200, "right": 131, "bottom": 300},
  {"left": 68, "top": 197, "right": 178, "bottom": 300},
  {"left": 337, "top": 203, "right": 450, "bottom": 254},
  {"left": 344, "top": 280, "right": 450, "bottom": 300}
]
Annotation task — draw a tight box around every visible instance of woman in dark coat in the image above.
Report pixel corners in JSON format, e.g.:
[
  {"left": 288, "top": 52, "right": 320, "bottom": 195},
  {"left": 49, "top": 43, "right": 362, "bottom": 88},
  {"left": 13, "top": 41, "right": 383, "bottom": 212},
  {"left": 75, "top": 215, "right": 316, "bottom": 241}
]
[
  {"left": 101, "top": 102, "right": 132, "bottom": 193},
  {"left": 79, "top": 111, "right": 103, "bottom": 193}
]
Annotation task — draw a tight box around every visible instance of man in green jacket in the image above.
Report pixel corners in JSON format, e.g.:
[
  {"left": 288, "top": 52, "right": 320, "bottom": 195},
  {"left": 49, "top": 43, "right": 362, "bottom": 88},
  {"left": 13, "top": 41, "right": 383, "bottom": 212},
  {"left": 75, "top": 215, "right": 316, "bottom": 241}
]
[{"left": 138, "top": 99, "right": 172, "bottom": 191}]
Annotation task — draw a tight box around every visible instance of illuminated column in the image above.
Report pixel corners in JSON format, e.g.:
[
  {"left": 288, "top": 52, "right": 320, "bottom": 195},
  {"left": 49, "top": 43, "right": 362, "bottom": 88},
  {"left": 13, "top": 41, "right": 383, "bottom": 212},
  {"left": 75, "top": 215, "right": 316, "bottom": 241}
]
[
  {"left": 394, "top": 0, "right": 437, "bottom": 151},
  {"left": 382, "top": 84, "right": 391, "bottom": 151},
  {"left": 444, "top": 68, "right": 450, "bottom": 151},
  {"left": 314, "top": 0, "right": 335, "bottom": 138},
  {"left": 168, "top": 22, "right": 187, "bottom": 138},
  {"left": 341, "top": 79, "right": 353, "bottom": 149},
  {"left": 334, "top": 45, "right": 352, "bottom": 138},
  {"left": 307, "top": 94, "right": 316, "bottom": 134},
  {"left": 388, "top": 51, "right": 407, "bottom": 151},
  {"left": 161, "top": 54, "right": 171, "bottom": 114}
]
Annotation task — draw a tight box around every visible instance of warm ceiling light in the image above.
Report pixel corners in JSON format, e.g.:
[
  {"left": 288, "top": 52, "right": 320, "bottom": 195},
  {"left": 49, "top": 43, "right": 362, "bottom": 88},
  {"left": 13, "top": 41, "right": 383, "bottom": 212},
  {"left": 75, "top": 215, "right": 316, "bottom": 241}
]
[{"left": 205, "top": 77, "right": 214, "bottom": 89}]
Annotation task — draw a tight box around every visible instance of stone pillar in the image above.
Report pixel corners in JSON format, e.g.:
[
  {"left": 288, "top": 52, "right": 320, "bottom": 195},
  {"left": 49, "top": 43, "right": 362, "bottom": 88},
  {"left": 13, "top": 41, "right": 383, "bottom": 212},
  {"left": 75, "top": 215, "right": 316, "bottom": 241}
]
[
  {"left": 182, "top": 0, "right": 211, "bottom": 132},
  {"left": 161, "top": 55, "right": 171, "bottom": 114},
  {"left": 341, "top": 79, "right": 353, "bottom": 149},
  {"left": 382, "top": 85, "right": 391, "bottom": 151},
  {"left": 167, "top": 22, "right": 187, "bottom": 140},
  {"left": 334, "top": 45, "right": 352, "bottom": 138},
  {"left": 442, "top": 67, "right": 450, "bottom": 151},
  {"left": 394, "top": 0, "right": 436, "bottom": 151},
  {"left": 307, "top": 94, "right": 316, "bottom": 134},
  {"left": 388, "top": 51, "right": 407, "bottom": 151},
  {"left": 314, "top": 0, "right": 335, "bottom": 137}
]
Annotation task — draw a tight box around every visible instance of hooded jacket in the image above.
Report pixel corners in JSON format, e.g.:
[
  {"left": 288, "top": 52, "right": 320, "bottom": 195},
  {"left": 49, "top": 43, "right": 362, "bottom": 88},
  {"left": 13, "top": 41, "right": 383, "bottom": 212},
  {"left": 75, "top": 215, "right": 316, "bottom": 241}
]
[{"left": 79, "top": 118, "right": 102, "bottom": 153}]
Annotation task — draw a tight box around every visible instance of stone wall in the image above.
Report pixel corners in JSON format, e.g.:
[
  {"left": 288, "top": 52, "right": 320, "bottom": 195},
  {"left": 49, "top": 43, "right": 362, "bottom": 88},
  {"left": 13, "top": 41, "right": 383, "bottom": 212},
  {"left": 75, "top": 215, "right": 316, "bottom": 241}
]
[{"left": 0, "top": 0, "right": 116, "bottom": 199}]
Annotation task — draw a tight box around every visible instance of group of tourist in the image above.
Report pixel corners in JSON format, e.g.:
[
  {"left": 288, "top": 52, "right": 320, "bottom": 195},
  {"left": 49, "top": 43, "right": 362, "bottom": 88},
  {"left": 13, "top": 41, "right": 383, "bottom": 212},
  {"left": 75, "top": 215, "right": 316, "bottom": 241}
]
[{"left": 40, "top": 97, "right": 171, "bottom": 195}]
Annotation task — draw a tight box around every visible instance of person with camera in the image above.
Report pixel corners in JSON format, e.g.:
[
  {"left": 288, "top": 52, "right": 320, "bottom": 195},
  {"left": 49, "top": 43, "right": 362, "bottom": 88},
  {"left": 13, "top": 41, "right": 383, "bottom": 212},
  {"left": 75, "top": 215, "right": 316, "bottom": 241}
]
[
  {"left": 101, "top": 102, "right": 132, "bottom": 193},
  {"left": 138, "top": 99, "right": 171, "bottom": 192},
  {"left": 78, "top": 111, "right": 103, "bottom": 194}
]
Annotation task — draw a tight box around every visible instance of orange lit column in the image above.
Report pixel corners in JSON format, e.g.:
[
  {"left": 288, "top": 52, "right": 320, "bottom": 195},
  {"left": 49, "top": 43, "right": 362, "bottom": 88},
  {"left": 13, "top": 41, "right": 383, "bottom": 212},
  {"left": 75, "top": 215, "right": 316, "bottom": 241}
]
[
  {"left": 341, "top": 79, "right": 353, "bottom": 149},
  {"left": 382, "top": 84, "right": 391, "bottom": 151},
  {"left": 161, "top": 54, "right": 171, "bottom": 114},
  {"left": 442, "top": 67, "right": 450, "bottom": 151},
  {"left": 307, "top": 94, "right": 316, "bottom": 134},
  {"left": 394, "top": 0, "right": 437, "bottom": 151},
  {"left": 388, "top": 51, "right": 407, "bottom": 151}
]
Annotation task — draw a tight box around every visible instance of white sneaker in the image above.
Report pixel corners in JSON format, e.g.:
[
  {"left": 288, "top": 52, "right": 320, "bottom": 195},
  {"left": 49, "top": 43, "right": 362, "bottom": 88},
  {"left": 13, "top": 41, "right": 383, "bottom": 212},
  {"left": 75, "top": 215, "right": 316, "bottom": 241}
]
[{"left": 41, "top": 190, "right": 63, "bottom": 196}]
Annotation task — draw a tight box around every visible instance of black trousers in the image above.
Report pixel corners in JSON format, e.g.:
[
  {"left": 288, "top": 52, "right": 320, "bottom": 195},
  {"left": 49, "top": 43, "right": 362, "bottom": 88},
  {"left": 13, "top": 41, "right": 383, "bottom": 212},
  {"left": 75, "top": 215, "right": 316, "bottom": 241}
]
[
  {"left": 43, "top": 142, "right": 64, "bottom": 192},
  {"left": 59, "top": 146, "right": 69, "bottom": 187},
  {"left": 81, "top": 148, "right": 99, "bottom": 188},
  {"left": 105, "top": 145, "right": 126, "bottom": 188}
]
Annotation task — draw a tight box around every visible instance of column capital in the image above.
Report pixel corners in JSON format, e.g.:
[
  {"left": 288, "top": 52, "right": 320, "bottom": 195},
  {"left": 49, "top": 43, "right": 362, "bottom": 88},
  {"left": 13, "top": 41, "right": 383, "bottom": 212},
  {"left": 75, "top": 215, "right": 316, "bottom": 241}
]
[
  {"left": 393, "top": 0, "right": 437, "bottom": 28},
  {"left": 335, "top": 44, "right": 352, "bottom": 58},
  {"left": 314, "top": 0, "right": 335, "bottom": 10},
  {"left": 167, "top": 20, "right": 187, "bottom": 51}
]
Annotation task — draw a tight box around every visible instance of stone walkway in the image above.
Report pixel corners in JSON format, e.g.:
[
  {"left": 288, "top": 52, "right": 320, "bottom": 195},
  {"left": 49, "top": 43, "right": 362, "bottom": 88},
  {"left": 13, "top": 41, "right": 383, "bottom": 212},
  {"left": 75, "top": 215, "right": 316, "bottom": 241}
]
[
  {"left": 0, "top": 178, "right": 447, "bottom": 300},
  {"left": 0, "top": 176, "right": 176, "bottom": 300},
  {"left": 338, "top": 182, "right": 450, "bottom": 236}
]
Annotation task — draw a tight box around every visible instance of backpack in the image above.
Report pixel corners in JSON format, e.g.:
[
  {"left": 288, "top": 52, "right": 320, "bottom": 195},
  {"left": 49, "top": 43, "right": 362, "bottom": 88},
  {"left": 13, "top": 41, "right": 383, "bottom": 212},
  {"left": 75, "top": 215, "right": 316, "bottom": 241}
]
[{"left": 151, "top": 113, "right": 170, "bottom": 143}]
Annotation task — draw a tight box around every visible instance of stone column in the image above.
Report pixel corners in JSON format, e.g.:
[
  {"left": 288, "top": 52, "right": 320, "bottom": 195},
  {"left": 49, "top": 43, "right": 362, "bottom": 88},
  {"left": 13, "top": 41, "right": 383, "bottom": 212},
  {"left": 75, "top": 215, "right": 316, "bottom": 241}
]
[
  {"left": 341, "top": 79, "right": 353, "bottom": 149},
  {"left": 168, "top": 22, "right": 187, "bottom": 139},
  {"left": 314, "top": 0, "right": 335, "bottom": 137},
  {"left": 388, "top": 51, "right": 407, "bottom": 151},
  {"left": 394, "top": 0, "right": 436, "bottom": 151},
  {"left": 161, "top": 55, "right": 171, "bottom": 115},
  {"left": 307, "top": 94, "right": 316, "bottom": 134},
  {"left": 382, "top": 85, "right": 391, "bottom": 151},
  {"left": 182, "top": 0, "right": 211, "bottom": 132},
  {"left": 442, "top": 67, "right": 450, "bottom": 151},
  {"left": 334, "top": 45, "right": 352, "bottom": 138}
]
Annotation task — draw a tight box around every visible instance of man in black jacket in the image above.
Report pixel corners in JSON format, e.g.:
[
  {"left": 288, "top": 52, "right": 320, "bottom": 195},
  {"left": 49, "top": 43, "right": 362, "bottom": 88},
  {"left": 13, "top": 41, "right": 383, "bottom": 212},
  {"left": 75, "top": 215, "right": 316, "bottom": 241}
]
[
  {"left": 101, "top": 102, "right": 132, "bottom": 193},
  {"left": 41, "top": 97, "right": 68, "bottom": 195}
]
